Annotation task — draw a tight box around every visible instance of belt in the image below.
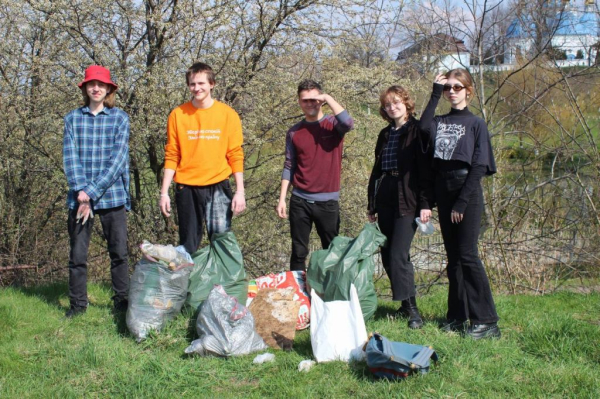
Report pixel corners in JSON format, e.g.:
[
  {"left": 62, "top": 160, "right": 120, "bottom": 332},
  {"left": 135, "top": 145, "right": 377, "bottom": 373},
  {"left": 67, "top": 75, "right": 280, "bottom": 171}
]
[
  {"left": 294, "top": 196, "right": 337, "bottom": 204},
  {"left": 382, "top": 170, "right": 399, "bottom": 177},
  {"left": 439, "top": 168, "right": 469, "bottom": 178}
]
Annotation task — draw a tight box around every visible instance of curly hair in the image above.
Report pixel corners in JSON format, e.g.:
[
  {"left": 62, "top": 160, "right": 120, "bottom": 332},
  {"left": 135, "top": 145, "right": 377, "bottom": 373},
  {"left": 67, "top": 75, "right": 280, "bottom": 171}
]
[{"left": 378, "top": 85, "right": 415, "bottom": 123}]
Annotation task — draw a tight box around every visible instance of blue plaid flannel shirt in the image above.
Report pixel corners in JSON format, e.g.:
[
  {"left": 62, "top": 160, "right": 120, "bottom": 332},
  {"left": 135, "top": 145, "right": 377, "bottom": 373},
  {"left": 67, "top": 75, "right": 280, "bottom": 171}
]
[{"left": 63, "top": 106, "right": 131, "bottom": 211}]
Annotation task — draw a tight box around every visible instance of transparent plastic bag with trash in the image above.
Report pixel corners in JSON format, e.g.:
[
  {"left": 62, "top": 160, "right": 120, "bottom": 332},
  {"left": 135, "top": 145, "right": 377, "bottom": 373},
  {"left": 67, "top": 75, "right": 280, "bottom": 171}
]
[
  {"left": 415, "top": 217, "right": 434, "bottom": 235},
  {"left": 185, "top": 285, "right": 267, "bottom": 357},
  {"left": 126, "top": 258, "right": 192, "bottom": 342},
  {"left": 140, "top": 240, "right": 193, "bottom": 270}
]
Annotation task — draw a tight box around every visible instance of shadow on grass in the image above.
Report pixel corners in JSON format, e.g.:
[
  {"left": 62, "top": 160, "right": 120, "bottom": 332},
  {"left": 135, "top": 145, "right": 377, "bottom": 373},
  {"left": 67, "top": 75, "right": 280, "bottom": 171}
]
[
  {"left": 289, "top": 330, "right": 313, "bottom": 358},
  {"left": 14, "top": 281, "right": 135, "bottom": 337},
  {"left": 16, "top": 282, "right": 68, "bottom": 310},
  {"left": 371, "top": 302, "right": 450, "bottom": 331},
  {"left": 112, "top": 308, "right": 130, "bottom": 336},
  {"left": 372, "top": 303, "right": 396, "bottom": 321},
  {"left": 184, "top": 307, "right": 199, "bottom": 342},
  {"left": 431, "top": 316, "right": 452, "bottom": 328},
  {"left": 349, "top": 360, "right": 377, "bottom": 381}
]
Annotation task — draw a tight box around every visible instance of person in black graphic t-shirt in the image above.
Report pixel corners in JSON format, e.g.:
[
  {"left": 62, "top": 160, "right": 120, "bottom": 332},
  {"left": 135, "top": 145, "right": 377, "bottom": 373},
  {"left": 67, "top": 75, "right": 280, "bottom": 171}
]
[{"left": 420, "top": 69, "right": 500, "bottom": 339}]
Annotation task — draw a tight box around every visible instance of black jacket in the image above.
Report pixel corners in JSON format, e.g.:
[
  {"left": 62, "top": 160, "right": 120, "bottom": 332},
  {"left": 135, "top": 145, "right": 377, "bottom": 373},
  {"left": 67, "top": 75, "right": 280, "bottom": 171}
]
[
  {"left": 419, "top": 83, "right": 497, "bottom": 214},
  {"left": 367, "top": 117, "right": 435, "bottom": 217}
]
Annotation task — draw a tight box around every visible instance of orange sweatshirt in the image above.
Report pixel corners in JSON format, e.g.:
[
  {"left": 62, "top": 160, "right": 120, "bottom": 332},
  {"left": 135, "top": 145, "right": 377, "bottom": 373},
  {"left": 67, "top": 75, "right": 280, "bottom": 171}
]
[{"left": 164, "top": 100, "right": 244, "bottom": 186}]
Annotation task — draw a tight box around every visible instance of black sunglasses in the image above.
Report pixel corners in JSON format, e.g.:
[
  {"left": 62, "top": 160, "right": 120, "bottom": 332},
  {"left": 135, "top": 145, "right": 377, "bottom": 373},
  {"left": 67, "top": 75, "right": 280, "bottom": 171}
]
[{"left": 443, "top": 84, "right": 465, "bottom": 92}]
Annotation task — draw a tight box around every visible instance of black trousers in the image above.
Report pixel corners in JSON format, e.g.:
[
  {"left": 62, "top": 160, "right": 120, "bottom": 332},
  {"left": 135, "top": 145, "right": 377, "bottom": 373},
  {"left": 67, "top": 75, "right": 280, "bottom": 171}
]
[
  {"left": 288, "top": 195, "right": 340, "bottom": 271},
  {"left": 436, "top": 176, "right": 499, "bottom": 324},
  {"left": 375, "top": 175, "right": 418, "bottom": 301},
  {"left": 67, "top": 206, "right": 129, "bottom": 308},
  {"left": 175, "top": 180, "right": 233, "bottom": 254}
]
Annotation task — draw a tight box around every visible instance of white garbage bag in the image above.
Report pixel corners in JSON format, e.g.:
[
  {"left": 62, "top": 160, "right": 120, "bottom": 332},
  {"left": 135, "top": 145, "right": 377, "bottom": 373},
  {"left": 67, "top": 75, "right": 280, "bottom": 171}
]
[{"left": 310, "top": 284, "right": 368, "bottom": 363}]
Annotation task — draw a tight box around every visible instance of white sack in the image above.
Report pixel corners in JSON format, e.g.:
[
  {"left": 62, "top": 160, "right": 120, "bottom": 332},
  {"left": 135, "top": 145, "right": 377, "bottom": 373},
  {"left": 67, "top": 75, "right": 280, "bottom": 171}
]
[{"left": 310, "top": 284, "right": 368, "bottom": 362}]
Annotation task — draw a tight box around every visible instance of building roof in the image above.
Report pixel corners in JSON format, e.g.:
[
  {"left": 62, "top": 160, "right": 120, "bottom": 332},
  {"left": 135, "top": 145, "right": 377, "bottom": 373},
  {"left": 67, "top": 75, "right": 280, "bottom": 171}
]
[
  {"left": 506, "top": 16, "right": 536, "bottom": 39},
  {"left": 396, "top": 33, "right": 469, "bottom": 61},
  {"left": 507, "top": 2, "right": 599, "bottom": 39},
  {"left": 554, "top": 10, "right": 598, "bottom": 35},
  {"left": 577, "top": 10, "right": 599, "bottom": 35}
]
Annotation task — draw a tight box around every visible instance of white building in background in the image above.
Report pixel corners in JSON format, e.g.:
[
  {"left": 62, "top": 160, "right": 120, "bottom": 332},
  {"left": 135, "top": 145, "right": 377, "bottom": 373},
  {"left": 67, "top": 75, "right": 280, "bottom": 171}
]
[
  {"left": 399, "top": 1, "right": 599, "bottom": 73},
  {"left": 505, "top": 0, "right": 599, "bottom": 67},
  {"left": 396, "top": 33, "right": 470, "bottom": 72}
]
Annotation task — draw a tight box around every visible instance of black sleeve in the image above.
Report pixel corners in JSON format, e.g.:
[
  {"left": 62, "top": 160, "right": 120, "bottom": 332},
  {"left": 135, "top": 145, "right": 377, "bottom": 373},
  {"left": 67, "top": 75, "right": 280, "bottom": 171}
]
[
  {"left": 452, "top": 164, "right": 485, "bottom": 214},
  {"left": 453, "top": 120, "right": 496, "bottom": 213},
  {"left": 415, "top": 126, "right": 435, "bottom": 210},
  {"left": 419, "top": 83, "right": 444, "bottom": 140},
  {"left": 367, "top": 129, "right": 387, "bottom": 214}
]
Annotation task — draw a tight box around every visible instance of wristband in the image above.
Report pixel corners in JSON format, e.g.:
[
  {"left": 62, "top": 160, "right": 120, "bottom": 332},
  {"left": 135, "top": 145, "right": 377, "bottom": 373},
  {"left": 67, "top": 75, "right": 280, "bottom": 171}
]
[{"left": 160, "top": 193, "right": 169, "bottom": 198}]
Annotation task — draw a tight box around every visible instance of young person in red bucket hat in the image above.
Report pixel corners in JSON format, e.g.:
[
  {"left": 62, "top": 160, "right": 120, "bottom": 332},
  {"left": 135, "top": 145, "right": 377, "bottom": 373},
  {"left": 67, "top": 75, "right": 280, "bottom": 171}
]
[{"left": 63, "top": 65, "right": 130, "bottom": 317}]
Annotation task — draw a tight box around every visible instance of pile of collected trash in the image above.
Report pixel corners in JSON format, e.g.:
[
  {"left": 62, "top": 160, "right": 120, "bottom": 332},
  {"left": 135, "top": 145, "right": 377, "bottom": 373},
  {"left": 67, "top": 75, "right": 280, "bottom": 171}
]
[
  {"left": 125, "top": 224, "right": 437, "bottom": 379},
  {"left": 126, "top": 232, "right": 248, "bottom": 342}
]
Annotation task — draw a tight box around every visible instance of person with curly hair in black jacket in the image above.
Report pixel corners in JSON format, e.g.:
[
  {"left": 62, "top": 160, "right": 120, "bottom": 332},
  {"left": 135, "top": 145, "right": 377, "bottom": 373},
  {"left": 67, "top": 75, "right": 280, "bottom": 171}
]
[{"left": 367, "top": 85, "right": 434, "bottom": 329}]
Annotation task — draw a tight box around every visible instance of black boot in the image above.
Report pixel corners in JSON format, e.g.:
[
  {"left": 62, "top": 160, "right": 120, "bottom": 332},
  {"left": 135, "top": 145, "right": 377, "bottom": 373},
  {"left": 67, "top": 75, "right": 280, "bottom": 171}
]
[
  {"left": 395, "top": 299, "right": 411, "bottom": 318},
  {"left": 406, "top": 296, "right": 423, "bottom": 329},
  {"left": 440, "top": 319, "right": 467, "bottom": 333},
  {"left": 65, "top": 305, "right": 86, "bottom": 318},
  {"left": 466, "top": 322, "right": 501, "bottom": 339}
]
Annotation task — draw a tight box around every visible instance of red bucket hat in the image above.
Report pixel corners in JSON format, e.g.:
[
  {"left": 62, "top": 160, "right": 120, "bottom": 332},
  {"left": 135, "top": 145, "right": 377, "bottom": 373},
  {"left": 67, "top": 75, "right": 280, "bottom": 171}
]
[{"left": 78, "top": 65, "right": 118, "bottom": 90}]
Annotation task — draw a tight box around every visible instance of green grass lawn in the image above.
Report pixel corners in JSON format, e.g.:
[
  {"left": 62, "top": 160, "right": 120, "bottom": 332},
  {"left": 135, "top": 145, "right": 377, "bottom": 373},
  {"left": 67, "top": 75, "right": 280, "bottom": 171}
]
[{"left": 1, "top": 283, "right": 599, "bottom": 398}]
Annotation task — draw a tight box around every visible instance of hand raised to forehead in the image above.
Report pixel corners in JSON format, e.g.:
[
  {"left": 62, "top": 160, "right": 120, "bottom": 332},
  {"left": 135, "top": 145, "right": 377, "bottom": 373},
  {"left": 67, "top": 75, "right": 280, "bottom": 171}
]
[
  {"left": 304, "top": 93, "right": 329, "bottom": 103},
  {"left": 435, "top": 74, "right": 447, "bottom": 85}
]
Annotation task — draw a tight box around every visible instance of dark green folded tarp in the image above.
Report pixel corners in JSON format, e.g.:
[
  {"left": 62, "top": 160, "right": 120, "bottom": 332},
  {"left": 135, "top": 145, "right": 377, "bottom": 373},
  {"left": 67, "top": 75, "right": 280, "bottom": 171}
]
[
  {"left": 186, "top": 231, "right": 248, "bottom": 312},
  {"left": 307, "top": 223, "right": 386, "bottom": 320}
]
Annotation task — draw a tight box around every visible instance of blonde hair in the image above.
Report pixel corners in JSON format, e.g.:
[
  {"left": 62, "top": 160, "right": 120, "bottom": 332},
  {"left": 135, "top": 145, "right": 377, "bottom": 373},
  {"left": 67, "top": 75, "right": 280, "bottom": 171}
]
[{"left": 80, "top": 85, "right": 117, "bottom": 108}]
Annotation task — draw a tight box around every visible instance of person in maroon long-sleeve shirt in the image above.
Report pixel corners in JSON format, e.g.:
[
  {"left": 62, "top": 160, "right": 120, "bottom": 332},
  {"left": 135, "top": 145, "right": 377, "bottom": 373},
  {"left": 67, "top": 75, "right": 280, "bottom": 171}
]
[{"left": 276, "top": 80, "right": 354, "bottom": 271}]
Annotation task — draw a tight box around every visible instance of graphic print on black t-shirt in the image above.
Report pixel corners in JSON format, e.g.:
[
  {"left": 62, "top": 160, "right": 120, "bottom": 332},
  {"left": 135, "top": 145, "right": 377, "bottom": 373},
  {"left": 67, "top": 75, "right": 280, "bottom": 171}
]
[{"left": 434, "top": 122, "right": 466, "bottom": 160}]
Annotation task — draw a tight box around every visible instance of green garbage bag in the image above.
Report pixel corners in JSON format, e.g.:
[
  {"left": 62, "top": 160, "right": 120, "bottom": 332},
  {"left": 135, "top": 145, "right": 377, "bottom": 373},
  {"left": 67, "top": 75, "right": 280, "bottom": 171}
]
[
  {"left": 186, "top": 232, "right": 248, "bottom": 312},
  {"left": 307, "top": 223, "right": 386, "bottom": 320}
]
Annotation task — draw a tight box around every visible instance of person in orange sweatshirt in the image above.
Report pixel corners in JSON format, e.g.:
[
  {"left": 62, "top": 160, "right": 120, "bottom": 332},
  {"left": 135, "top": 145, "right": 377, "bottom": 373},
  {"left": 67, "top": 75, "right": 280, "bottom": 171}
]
[{"left": 159, "top": 62, "right": 245, "bottom": 253}]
